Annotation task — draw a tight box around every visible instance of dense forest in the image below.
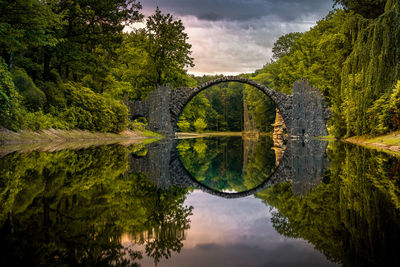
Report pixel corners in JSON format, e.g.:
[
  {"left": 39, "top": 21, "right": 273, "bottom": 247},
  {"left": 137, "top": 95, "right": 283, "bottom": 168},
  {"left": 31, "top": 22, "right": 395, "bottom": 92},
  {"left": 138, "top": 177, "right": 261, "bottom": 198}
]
[
  {"left": 0, "top": 1, "right": 195, "bottom": 132},
  {"left": 1, "top": 0, "right": 400, "bottom": 137}
]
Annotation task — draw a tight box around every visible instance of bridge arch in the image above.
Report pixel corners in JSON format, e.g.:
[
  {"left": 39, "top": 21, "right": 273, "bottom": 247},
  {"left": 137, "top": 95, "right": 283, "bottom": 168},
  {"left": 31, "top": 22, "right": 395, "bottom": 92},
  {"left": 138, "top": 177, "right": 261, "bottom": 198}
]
[
  {"left": 128, "top": 76, "right": 329, "bottom": 137},
  {"left": 170, "top": 76, "right": 293, "bottom": 132}
]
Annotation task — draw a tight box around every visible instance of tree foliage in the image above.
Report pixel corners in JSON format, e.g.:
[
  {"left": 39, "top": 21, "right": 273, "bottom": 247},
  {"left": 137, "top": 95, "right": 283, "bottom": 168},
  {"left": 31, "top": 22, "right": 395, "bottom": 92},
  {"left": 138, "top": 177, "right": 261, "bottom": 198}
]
[
  {"left": 0, "top": 58, "right": 20, "bottom": 129},
  {"left": 254, "top": 2, "right": 400, "bottom": 137},
  {"left": 145, "top": 7, "right": 194, "bottom": 86},
  {"left": 334, "top": 0, "right": 387, "bottom": 18},
  {"left": 272, "top": 32, "right": 303, "bottom": 60},
  {"left": 0, "top": 2, "right": 197, "bottom": 133}
]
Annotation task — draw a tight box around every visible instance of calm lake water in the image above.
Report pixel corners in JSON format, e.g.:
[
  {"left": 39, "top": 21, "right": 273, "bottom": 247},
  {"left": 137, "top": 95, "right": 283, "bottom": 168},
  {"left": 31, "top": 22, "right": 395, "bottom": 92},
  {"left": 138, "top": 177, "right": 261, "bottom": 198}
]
[{"left": 1, "top": 136, "right": 400, "bottom": 266}]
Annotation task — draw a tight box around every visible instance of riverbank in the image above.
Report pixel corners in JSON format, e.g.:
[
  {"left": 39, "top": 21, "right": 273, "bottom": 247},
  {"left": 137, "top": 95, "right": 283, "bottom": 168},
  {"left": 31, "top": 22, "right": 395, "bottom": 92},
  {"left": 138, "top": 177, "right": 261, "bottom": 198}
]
[
  {"left": 345, "top": 132, "right": 400, "bottom": 156},
  {"left": 0, "top": 128, "right": 162, "bottom": 155}
]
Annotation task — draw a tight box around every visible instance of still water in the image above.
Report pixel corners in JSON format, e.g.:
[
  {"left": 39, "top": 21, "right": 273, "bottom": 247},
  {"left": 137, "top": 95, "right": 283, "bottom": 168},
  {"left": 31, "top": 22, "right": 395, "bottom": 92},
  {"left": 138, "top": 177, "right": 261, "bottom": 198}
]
[{"left": 0, "top": 136, "right": 399, "bottom": 266}]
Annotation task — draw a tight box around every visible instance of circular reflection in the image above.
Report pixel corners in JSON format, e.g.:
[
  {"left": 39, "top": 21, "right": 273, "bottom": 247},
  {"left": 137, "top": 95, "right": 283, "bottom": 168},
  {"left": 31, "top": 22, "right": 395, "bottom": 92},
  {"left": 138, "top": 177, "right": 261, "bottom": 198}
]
[{"left": 177, "top": 136, "right": 282, "bottom": 194}]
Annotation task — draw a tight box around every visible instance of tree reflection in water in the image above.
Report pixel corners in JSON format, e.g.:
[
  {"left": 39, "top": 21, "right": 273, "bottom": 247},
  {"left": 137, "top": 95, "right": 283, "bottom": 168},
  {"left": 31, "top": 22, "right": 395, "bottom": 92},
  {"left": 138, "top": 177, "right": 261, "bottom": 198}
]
[
  {"left": 257, "top": 142, "right": 400, "bottom": 267},
  {"left": 0, "top": 145, "right": 192, "bottom": 266},
  {"left": 1, "top": 140, "right": 400, "bottom": 266}
]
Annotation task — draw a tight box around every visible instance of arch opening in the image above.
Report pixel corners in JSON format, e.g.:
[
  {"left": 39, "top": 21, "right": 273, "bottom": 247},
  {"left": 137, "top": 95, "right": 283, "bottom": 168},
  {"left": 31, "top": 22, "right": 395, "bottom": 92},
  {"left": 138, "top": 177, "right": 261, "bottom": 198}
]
[{"left": 175, "top": 78, "right": 285, "bottom": 135}]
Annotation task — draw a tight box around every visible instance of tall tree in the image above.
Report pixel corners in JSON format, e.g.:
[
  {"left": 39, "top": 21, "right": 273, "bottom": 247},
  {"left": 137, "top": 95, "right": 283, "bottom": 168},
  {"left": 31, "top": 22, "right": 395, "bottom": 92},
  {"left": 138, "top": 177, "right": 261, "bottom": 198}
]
[
  {"left": 145, "top": 7, "right": 194, "bottom": 86},
  {"left": 45, "top": 0, "right": 143, "bottom": 80},
  {"left": 0, "top": 0, "right": 62, "bottom": 68}
]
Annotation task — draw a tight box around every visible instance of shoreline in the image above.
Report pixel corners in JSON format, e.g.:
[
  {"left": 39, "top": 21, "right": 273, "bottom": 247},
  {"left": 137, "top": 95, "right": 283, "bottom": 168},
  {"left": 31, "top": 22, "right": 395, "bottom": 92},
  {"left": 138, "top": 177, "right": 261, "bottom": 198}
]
[
  {"left": 0, "top": 128, "right": 162, "bottom": 155},
  {"left": 344, "top": 132, "right": 400, "bottom": 156}
]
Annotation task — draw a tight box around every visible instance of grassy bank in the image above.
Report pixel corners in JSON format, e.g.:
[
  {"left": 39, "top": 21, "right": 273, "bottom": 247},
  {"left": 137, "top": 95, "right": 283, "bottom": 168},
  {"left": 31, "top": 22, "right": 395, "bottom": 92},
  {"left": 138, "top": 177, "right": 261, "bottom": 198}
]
[{"left": 345, "top": 132, "right": 400, "bottom": 156}]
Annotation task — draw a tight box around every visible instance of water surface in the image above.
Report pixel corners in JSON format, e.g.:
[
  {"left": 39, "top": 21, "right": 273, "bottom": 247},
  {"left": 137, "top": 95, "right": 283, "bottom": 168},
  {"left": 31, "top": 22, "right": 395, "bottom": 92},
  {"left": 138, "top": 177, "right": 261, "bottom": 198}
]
[{"left": 0, "top": 137, "right": 399, "bottom": 266}]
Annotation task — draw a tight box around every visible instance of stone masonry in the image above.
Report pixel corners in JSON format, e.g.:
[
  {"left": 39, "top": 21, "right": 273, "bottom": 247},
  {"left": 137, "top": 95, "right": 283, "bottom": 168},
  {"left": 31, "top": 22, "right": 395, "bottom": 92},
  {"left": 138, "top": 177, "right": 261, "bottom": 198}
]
[{"left": 128, "top": 76, "right": 329, "bottom": 139}]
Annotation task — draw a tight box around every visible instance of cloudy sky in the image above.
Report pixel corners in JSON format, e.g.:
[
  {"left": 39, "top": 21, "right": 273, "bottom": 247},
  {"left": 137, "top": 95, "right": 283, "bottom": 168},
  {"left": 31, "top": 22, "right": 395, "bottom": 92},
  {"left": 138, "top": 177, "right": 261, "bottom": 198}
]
[{"left": 132, "top": 0, "right": 334, "bottom": 75}]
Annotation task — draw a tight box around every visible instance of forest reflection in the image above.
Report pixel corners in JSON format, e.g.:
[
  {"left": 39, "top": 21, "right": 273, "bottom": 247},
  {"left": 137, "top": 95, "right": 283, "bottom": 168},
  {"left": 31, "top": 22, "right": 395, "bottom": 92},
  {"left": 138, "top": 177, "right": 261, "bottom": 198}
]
[
  {"left": 0, "top": 141, "right": 399, "bottom": 266},
  {"left": 257, "top": 142, "right": 400, "bottom": 266},
  {"left": 0, "top": 145, "right": 192, "bottom": 266}
]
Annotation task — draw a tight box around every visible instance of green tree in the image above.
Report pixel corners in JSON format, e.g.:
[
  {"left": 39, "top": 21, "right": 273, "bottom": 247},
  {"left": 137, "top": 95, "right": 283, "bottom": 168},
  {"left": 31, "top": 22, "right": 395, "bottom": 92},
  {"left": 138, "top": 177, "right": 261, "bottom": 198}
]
[
  {"left": 44, "top": 0, "right": 143, "bottom": 80},
  {"left": 272, "top": 32, "right": 303, "bottom": 61},
  {"left": 0, "top": 0, "right": 62, "bottom": 69},
  {"left": 194, "top": 118, "right": 207, "bottom": 132},
  {"left": 0, "top": 58, "right": 20, "bottom": 129},
  {"left": 334, "top": 0, "right": 387, "bottom": 18},
  {"left": 145, "top": 7, "right": 194, "bottom": 86}
]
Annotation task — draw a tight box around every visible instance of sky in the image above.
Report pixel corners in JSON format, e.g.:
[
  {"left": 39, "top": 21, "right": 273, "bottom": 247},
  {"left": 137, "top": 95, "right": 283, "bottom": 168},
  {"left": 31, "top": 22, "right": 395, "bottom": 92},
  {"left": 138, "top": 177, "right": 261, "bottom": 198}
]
[{"left": 131, "top": 0, "right": 334, "bottom": 75}]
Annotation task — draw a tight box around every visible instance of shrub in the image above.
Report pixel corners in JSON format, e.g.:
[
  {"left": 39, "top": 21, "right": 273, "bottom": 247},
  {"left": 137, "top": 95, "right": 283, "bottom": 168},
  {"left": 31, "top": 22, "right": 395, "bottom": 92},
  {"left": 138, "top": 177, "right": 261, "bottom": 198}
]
[
  {"left": 61, "top": 106, "right": 93, "bottom": 130},
  {"left": 128, "top": 120, "right": 147, "bottom": 132},
  {"left": 367, "top": 80, "right": 400, "bottom": 136},
  {"left": 389, "top": 81, "right": 400, "bottom": 129},
  {"left": 194, "top": 118, "right": 207, "bottom": 133},
  {"left": 63, "top": 82, "right": 129, "bottom": 132},
  {"left": 12, "top": 69, "right": 46, "bottom": 111},
  {"left": 39, "top": 81, "right": 67, "bottom": 109},
  {"left": 0, "top": 59, "right": 21, "bottom": 130},
  {"left": 18, "top": 110, "right": 71, "bottom": 131},
  {"left": 177, "top": 119, "right": 191, "bottom": 132},
  {"left": 367, "top": 95, "right": 391, "bottom": 136}
]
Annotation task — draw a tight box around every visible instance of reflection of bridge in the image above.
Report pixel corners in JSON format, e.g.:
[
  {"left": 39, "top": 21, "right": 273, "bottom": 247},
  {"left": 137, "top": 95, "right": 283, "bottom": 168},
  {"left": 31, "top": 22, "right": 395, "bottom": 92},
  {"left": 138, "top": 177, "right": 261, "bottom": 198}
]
[
  {"left": 129, "top": 139, "right": 329, "bottom": 198},
  {"left": 128, "top": 77, "right": 330, "bottom": 138}
]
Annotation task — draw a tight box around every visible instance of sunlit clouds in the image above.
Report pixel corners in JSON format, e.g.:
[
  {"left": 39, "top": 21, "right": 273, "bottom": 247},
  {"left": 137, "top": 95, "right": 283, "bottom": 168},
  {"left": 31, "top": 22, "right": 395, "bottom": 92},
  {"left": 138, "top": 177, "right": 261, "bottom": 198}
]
[{"left": 133, "top": 0, "right": 333, "bottom": 74}]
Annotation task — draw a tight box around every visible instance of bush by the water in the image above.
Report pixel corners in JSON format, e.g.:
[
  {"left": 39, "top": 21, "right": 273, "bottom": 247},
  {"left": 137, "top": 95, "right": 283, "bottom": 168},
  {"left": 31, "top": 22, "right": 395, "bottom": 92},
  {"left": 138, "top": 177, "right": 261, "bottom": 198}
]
[
  {"left": 0, "top": 59, "right": 20, "bottom": 130},
  {"left": 12, "top": 69, "right": 47, "bottom": 111},
  {"left": 62, "top": 83, "right": 129, "bottom": 133}
]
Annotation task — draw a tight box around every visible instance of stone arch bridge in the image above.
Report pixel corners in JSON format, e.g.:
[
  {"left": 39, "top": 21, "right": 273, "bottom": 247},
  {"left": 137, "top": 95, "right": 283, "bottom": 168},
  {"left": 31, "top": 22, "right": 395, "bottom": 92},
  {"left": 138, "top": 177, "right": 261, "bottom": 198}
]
[{"left": 128, "top": 76, "right": 330, "bottom": 138}]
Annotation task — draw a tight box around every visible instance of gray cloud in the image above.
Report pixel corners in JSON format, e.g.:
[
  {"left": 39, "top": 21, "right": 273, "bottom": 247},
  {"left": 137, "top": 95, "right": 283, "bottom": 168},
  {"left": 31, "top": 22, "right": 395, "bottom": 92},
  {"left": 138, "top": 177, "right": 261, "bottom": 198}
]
[
  {"left": 140, "top": 0, "right": 333, "bottom": 22},
  {"left": 135, "top": 0, "right": 334, "bottom": 74}
]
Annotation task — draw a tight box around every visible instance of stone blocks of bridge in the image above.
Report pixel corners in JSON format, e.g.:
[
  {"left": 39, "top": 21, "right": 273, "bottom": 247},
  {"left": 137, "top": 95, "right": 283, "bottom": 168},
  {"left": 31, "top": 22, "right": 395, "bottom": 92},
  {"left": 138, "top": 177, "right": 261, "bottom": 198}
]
[
  {"left": 128, "top": 77, "right": 329, "bottom": 139},
  {"left": 291, "top": 80, "right": 330, "bottom": 138},
  {"left": 128, "top": 85, "right": 173, "bottom": 136}
]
